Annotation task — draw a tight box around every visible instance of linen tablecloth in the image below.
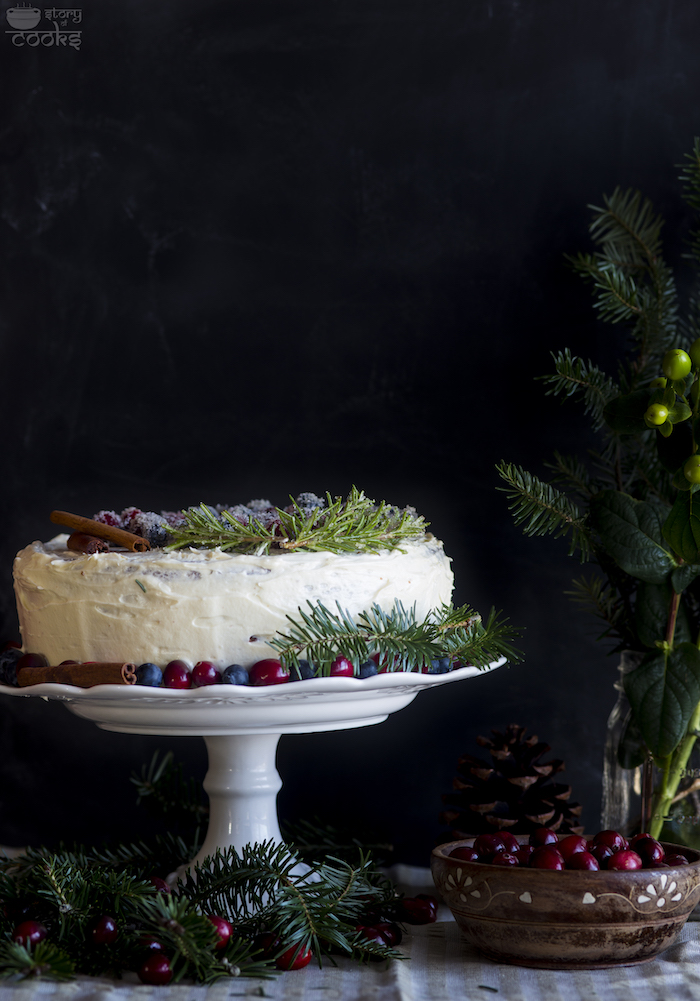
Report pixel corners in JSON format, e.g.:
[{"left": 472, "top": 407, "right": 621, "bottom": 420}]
[{"left": 2, "top": 921, "right": 700, "bottom": 1001}]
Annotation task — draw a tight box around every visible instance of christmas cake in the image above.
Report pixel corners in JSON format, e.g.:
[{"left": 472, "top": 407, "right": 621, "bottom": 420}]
[{"left": 12, "top": 491, "right": 454, "bottom": 674}]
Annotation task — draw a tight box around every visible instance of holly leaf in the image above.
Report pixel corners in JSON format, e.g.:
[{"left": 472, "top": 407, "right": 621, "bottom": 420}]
[
  {"left": 663, "top": 489, "right": 700, "bottom": 564},
  {"left": 634, "top": 582, "right": 691, "bottom": 648},
  {"left": 590, "top": 491, "right": 676, "bottom": 583},
  {"left": 623, "top": 644, "right": 700, "bottom": 758},
  {"left": 603, "top": 390, "right": 650, "bottom": 434}
]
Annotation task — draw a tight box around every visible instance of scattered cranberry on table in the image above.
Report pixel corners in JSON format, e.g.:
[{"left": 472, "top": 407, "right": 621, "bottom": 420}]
[
  {"left": 91, "top": 915, "right": 118, "bottom": 944},
  {"left": 208, "top": 914, "right": 233, "bottom": 950},
  {"left": 399, "top": 894, "right": 438, "bottom": 924},
  {"left": 275, "top": 942, "right": 313, "bottom": 970},
  {"left": 138, "top": 953, "right": 173, "bottom": 985},
  {"left": 12, "top": 920, "right": 47, "bottom": 947}
]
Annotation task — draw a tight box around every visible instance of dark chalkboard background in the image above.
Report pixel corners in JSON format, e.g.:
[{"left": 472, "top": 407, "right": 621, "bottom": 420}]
[{"left": 0, "top": 0, "right": 699, "bottom": 863}]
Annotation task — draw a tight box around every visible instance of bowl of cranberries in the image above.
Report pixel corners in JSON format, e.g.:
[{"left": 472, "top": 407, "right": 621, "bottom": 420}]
[{"left": 431, "top": 828, "right": 700, "bottom": 970}]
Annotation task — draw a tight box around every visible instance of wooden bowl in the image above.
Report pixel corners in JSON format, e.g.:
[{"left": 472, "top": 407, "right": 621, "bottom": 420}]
[{"left": 431, "top": 838, "right": 700, "bottom": 969}]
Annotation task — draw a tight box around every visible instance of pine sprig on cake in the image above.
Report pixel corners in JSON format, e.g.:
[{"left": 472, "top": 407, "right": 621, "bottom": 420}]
[
  {"left": 165, "top": 487, "right": 427, "bottom": 555},
  {"left": 268, "top": 599, "right": 522, "bottom": 674}
]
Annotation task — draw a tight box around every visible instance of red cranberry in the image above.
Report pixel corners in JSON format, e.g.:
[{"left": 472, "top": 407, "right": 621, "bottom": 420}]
[
  {"left": 607, "top": 849, "right": 643, "bottom": 871},
  {"left": 208, "top": 915, "right": 233, "bottom": 950},
  {"left": 16, "top": 653, "right": 48, "bottom": 671},
  {"left": 140, "top": 935, "right": 165, "bottom": 952},
  {"left": 356, "top": 926, "right": 390, "bottom": 960},
  {"left": 150, "top": 877, "right": 171, "bottom": 894},
  {"left": 400, "top": 894, "right": 438, "bottom": 924},
  {"left": 635, "top": 838, "right": 665, "bottom": 867},
  {"left": 514, "top": 846, "right": 534, "bottom": 866},
  {"left": 374, "top": 921, "right": 402, "bottom": 947},
  {"left": 665, "top": 853, "right": 690, "bottom": 866},
  {"left": 500, "top": 832, "right": 521, "bottom": 854},
  {"left": 557, "top": 835, "right": 588, "bottom": 861},
  {"left": 529, "top": 827, "right": 558, "bottom": 848},
  {"left": 449, "top": 846, "right": 479, "bottom": 862},
  {"left": 12, "top": 920, "right": 47, "bottom": 946},
  {"left": 253, "top": 932, "right": 281, "bottom": 958},
  {"left": 91, "top": 915, "right": 118, "bottom": 944},
  {"left": 192, "top": 661, "right": 222, "bottom": 687},
  {"left": 249, "top": 659, "right": 290, "bottom": 686},
  {"left": 473, "top": 832, "right": 508, "bottom": 858},
  {"left": 489, "top": 852, "right": 519, "bottom": 867},
  {"left": 566, "top": 851, "right": 600, "bottom": 871},
  {"left": 629, "top": 833, "right": 654, "bottom": 848},
  {"left": 529, "top": 846, "right": 565, "bottom": 870},
  {"left": 589, "top": 842, "right": 615, "bottom": 866},
  {"left": 275, "top": 942, "right": 313, "bottom": 970},
  {"left": 592, "top": 830, "right": 628, "bottom": 852},
  {"left": 329, "top": 655, "right": 355, "bottom": 677},
  {"left": 138, "top": 954, "right": 173, "bottom": 985},
  {"left": 163, "top": 660, "right": 192, "bottom": 689}
]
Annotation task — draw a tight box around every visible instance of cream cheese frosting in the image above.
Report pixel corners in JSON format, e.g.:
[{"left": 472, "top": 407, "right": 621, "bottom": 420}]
[{"left": 13, "top": 534, "right": 454, "bottom": 668}]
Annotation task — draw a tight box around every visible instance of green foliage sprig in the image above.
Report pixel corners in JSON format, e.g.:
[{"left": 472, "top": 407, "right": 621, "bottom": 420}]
[
  {"left": 166, "top": 487, "right": 427, "bottom": 556},
  {"left": 496, "top": 137, "right": 700, "bottom": 840},
  {"left": 268, "top": 599, "right": 521, "bottom": 674}
]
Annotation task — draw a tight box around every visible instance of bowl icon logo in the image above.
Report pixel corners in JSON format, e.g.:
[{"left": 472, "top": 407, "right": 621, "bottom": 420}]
[{"left": 6, "top": 6, "right": 42, "bottom": 29}]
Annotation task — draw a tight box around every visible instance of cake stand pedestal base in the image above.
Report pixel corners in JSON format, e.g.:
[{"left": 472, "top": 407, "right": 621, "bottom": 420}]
[{"left": 193, "top": 733, "right": 283, "bottom": 869}]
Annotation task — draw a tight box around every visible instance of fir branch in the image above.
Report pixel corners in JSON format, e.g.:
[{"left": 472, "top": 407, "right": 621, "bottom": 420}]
[
  {"left": 268, "top": 599, "right": 521, "bottom": 674},
  {"left": 544, "top": 451, "right": 593, "bottom": 499},
  {"left": 587, "top": 187, "right": 665, "bottom": 265},
  {"left": 0, "top": 941, "right": 74, "bottom": 982},
  {"left": 495, "top": 461, "right": 592, "bottom": 560},
  {"left": 680, "top": 137, "right": 700, "bottom": 265},
  {"left": 537, "top": 349, "right": 617, "bottom": 430},
  {"left": 281, "top": 817, "right": 394, "bottom": 865},
  {"left": 166, "top": 487, "right": 427, "bottom": 556},
  {"left": 131, "top": 751, "right": 208, "bottom": 831},
  {"left": 565, "top": 574, "right": 630, "bottom": 644}
]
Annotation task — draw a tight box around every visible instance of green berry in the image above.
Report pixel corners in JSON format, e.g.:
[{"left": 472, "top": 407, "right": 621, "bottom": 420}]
[
  {"left": 684, "top": 455, "right": 700, "bottom": 483},
  {"left": 645, "top": 404, "right": 669, "bottom": 426},
  {"left": 649, "top": 377, "right": 667, "bottom": 388},
  {"left": 662, "top": 349, "right": 692, "bottom": 381},
  {"left": 690, "top": 338, "right": 700, "bottom": 369}
]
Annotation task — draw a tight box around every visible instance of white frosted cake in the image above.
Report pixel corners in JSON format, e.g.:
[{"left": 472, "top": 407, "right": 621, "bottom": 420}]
[{"left": 13, "top": 508, "right": 453, "bottom": 670}]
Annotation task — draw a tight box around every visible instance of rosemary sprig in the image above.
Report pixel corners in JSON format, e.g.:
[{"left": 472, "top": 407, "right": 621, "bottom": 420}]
[
  {"left": 268, "top": 599, "right": 522, "bottom": 674},
  {"left": 165, "top": 487, "right": 427, "bottom": 555}
]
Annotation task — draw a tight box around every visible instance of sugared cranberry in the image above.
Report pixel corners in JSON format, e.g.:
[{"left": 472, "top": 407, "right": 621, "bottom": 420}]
[
  {"left": 91, "top": 915, "right": 118, "bottom": 944},
  {"left": 275, "top": 942, "right": 313, "bottom": 970},
  {"left": 635, "top": 838, "right": 665, "bottom": 867},
  {"left": 591, "top": 830, "right": 628, "bottom": 852},
  {"left": 665, "top": 853, "right": 690, "bottom": 866},
  {"left": 557, "top": 835, "right": 588, "bottom": 861},
  {"left": 192, "top": 661, "right": 222, "bottom": 687},
  {"left": 473, "top": 833, "right": 508, "bottom": 858},
  {"left": 400, "top": 894, "right": 438, "bottom": 924},
  {"left": 13, "top": 920, "right": 47, "bottom": 947},
  {"left": 607, "top": 849, "right": 643, "bottom": 871},
  {"left": 208, "top": 915, "right": 233, "bottom": 950},
  {"left": 329, "top": 655, "right": 355, "bottom": 677},
  {"left": 529, "top": 846, "right": 565, "bottom": 870},
  {"left": 566, "top": 851, "right": 600, "bottom": 871},
  {"left": 163, "top": 660, "right": 192, "bottom": 689},
  {"left": 249, "top": 659, "right": 290, "bottom": 686},
  {"left": 138, "top": 954, "right": 172, "bottom": 985},
  {"left": 490, "top": 852, "right": 519, "bottom": 866},
  {"left": 449, "top": 846, "right": 479, "bottom": 862},
  {"left": 529, "top": 827, "right": 559, "bottom": 848}
]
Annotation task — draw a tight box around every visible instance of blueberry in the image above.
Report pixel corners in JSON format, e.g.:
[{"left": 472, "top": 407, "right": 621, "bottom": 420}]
[
  {"left": 221, "top": 664, "right": 249, "bottom": 685},
  {"left": 289, "top": 659, "right": 317, "bottom": 681},
  {"left": 0, "top": 647, "right": 22, "bottom": 687},
  {"left": 427, "top": 657, "right": 452, "bottom": 675},
  {"left": 135, "top": 663, "right": 163, "bottom": 687},
  {"left": 359, "top": 660, "right": 378, "bottom": 679}
]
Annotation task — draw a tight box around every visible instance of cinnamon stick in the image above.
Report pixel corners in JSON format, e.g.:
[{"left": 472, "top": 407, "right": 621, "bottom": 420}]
[
  {"left": 17, "top": 662, "right": 138, "bottom": 688},
  {"left": 50, "top": 511, "right": 150, "bottom": 552},
  {"left": 67, "top": 532, "right": 110, "bottom": 554}
]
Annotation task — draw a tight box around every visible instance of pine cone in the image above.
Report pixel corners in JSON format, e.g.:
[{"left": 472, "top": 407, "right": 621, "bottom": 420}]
[{"left": 440, "top": 723, "right": 584, "bottom": 837}]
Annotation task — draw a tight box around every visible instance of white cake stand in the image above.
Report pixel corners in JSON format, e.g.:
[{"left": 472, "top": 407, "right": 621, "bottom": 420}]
[{"left": 0, "top": 662, "right": 504, "bottom": 869}]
